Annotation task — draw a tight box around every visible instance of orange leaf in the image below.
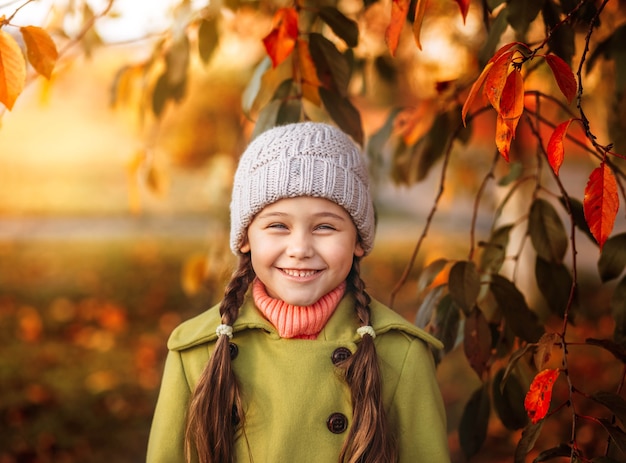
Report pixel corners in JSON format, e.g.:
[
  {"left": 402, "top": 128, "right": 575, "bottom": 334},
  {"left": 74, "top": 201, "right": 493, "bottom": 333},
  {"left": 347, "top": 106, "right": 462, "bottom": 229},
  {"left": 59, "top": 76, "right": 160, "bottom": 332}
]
[
  {"left": 454, "top": 0, "right": 470, "bottom": 22},
  {"left": 546, "top": 119, "right": 575, "bottom": 175},
  {"left": 584, "top": 162, "right": 619, "bottom": 250},
  {"left": 297, "top": 38, "right": 320, "bottom": 105},
  {"left": 495, "top": 114, "right": 514, "bottom": 161},
  {"left": 524, "top": 369, "right": 560, "bottom": 424},
  {"left": 544, "top": 54, "right": 577, "bottom": 104},
  {"left": 385, "top": 0, "right": 410, "bottom": 57},
  {"left": 262, "top": 7, "right": 299, "bottom": 68},
  {"left": 500, "top": 68, "right": 524, "bottom": 121},
  {"left": 462, "top": 61, "right": 493, "bottom": 125},
  {"left": 20, "top": 25, "right": 58, "bottom": 79},
  {"left": 0, "top": 29, "right": 26, "bottom": 110},
  {"left": 484, "top": 50, "right": 515, "bottom": 113},
  {"left": 393, "top": 102, "right": 436, "bottom": 145},
  {"left": 412, "top": 0, "right": 428, "bottom": 50}
]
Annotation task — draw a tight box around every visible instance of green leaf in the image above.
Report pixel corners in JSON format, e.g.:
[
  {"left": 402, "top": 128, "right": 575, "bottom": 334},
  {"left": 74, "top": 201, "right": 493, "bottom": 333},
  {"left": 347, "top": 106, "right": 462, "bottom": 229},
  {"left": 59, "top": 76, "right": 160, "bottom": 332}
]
[
  {"left": 592, "top": 392, "right": 626, "bottom": 426},
  {"left": 491, "top": 274, "right": 544, "bottom": 343},
  {"left": 309, "top": 32, "right": 351, "bottom": 97},
  {"left": 319, "top": 87, "right": 363, "bottom": 145},
  {"left": 498, "top": 161, "right": 523, "bottom": 186},
  {"left": 493, "top": 368, "right": 528, "bottom": 430},
  {"left": 417, "top": 258, "right": 449, "bottom": 295},
  {"left": 611, "top": 276, "right": 626, "bottom": 345},
  {"left": 598, "top": 233, "right": 626, "bottom": 282},
  {"left": 464, "top": 309, "right": 492, "bottom": 378},
  {"left": 506, "top": 0, "right": 545, "bottom": 36},
  {"left": 479, "top": 225, "right": 513, "bottom": 273},
  {"left": 241, "top": 57, "right": 272, "bottom": 117},
  {"left": 598, "top": 418, "right": 626, "bottom": 453},
  {"left": 366, "top": 108, "right": 401, "bottom": 180},
  {"left": 528, "top": 198, "right": 568, "bottom": 263},
  {"left": 250, "top": 99, "right": 281, "bottom": 140},
  {"left": 535, "top": 257, "right": 573, "bottom": 319},
  {"left": 533, "top": 443, "right": 573, "bottom": 462},
  {"left": 318, "top": 7, "right": 358, "bottom": 48},
  {"left": 435, "top": 294, "right": 461, "bottom": 354},
  {"left": 198, "top": 18, "right": 219, "bottom": 64},
  {"left": 559, "top": 196, "right": 596, "bottom": 245},
  {"left": 459, "top": 384, "right": 491, "bottom": 459},
  {"left": 514, "top": 422, "right": 544, "bottom": 463},
  {"left": 276, "top": 98, "right": 302, "bottom": 125},
  {"left": 448, "top": 260, "right": 480, "bottom": 314}
]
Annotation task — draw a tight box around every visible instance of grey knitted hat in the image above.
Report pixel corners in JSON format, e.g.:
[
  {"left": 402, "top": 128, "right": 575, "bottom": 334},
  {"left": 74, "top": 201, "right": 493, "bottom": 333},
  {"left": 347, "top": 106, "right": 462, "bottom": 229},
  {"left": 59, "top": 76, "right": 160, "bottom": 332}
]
[{"left": 230, "top": 122, "right": 375, "bottom": 255}]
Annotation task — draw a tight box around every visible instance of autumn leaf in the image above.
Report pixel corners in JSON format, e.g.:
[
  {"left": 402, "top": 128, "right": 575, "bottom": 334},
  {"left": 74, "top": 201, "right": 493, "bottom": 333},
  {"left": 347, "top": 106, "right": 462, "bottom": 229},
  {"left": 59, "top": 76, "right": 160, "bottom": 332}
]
[
  {"left": 462, "top": 61, "right": 493, "bottom": 125},
  {"left": 524, "top": 369, "right": 560, "bottom": 424},
  {"left": 500, "top": 68, "right": 524, "bottom": 121},
  {"left": 385, "top": 0, "right": 410, "bottom": 57},
  {"left": 584, "top": 162, "right": 619, "bottom": 250},
  {"left": 412, "top": 0, "right": 428, "bottom": 50},
  {"left": 484, "top": 50, "right": 515, "bottom": 113},
  {"left": 544, "top": 54, "right": 577, "bottom": 103},
  {"left": 0, "top": 29, "right": 27, "bottom": 110},
  {"left": 262, "top": 7, "right": 299, "bottom": 68},
  {"left": 546, "top": 119, "right": 575, "bottom": 175},
  {"left": 495, "top": 114, "right": 514, "bottom": 161},
  {"left": 20, "top": 26, "right": 58, "bottom": 79},
  {"left": 297, "top": 38, "right": 321, "bottom": 105},
  {"left": 393, "top": 102, "right": 436, "bottom": 146},
  {"left": 454, "top": 0, "right": 471, "bottom": 23}
]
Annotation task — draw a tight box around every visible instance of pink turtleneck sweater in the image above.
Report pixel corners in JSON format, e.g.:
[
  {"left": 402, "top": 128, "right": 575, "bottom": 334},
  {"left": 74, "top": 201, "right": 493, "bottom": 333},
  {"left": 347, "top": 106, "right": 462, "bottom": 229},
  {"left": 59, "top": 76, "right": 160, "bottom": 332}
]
[{"left": 252, "top": 279, "right": 346, "bottom": 339}]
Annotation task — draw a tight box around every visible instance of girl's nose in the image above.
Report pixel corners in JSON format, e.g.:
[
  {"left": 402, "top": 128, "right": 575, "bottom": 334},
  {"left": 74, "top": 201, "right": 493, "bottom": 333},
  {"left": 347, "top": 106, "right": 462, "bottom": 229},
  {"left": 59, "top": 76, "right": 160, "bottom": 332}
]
[{"left": 286, "top": 230, "right": 314, "bottom": 258}]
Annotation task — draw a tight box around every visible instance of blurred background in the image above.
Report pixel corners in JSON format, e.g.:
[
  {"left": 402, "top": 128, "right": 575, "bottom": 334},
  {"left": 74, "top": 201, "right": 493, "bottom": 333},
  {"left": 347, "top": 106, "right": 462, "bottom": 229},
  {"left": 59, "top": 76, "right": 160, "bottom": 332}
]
[{"left": 1, "top": 0, "right": 624, "bottom": 462}]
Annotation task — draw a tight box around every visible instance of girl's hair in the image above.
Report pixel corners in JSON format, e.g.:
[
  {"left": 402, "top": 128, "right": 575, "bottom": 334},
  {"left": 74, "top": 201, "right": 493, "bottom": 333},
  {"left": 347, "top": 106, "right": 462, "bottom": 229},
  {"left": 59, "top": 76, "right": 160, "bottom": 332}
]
[{"left": 185, "top": 255, "right": 397, "bottom": 463}]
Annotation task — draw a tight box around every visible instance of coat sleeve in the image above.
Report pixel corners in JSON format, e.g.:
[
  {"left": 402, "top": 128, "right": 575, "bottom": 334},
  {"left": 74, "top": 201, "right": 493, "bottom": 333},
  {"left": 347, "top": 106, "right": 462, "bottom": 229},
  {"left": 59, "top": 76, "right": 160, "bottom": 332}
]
[
  {"left": 146, "top": 350, "right": 192, "bottom": 463},
  {"left": 393, "top": 338, "right": 450, "bottom": 463}
]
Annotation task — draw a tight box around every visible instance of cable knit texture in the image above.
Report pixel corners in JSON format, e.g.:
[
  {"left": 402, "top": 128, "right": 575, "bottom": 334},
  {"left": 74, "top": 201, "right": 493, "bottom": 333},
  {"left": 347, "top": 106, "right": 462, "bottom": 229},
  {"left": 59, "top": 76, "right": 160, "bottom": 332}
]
[
  {"left": 252, "top": 279, "right": 346, "bottom": 339},
  {"left": 229, "top": 122, "right": 375, "bottom": 255}
]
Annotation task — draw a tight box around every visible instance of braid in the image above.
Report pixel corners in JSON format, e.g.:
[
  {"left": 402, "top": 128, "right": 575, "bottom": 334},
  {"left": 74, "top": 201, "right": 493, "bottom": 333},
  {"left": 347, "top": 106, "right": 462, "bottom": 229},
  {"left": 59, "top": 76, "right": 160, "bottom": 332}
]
[
  {"left": 339, "top": 258, "right": 398, "bottom": 463},
  {"left": 185, "top": 253, "right": 256, "bottom": 463}
]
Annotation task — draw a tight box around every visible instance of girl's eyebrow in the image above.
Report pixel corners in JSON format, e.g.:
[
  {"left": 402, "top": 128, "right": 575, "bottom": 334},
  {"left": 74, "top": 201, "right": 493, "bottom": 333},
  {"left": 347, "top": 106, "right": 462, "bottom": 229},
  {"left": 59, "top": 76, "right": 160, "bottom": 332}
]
[{"left": 256, "top": 211, "right": 347, "bottom": 221}]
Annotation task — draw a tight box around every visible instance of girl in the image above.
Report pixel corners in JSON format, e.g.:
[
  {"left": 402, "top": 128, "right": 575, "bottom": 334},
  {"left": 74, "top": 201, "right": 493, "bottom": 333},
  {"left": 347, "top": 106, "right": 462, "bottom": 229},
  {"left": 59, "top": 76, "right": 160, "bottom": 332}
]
[{"left": 147, "top": 122, "right": 450, "bottom": 463}]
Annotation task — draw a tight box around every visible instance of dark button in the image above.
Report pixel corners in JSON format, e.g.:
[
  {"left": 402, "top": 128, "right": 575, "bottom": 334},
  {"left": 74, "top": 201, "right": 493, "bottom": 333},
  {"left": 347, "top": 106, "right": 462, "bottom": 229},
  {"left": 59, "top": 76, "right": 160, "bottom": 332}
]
[
  {"left": 327, "top": 412, "right": 348, "bottom": 434},
  {"left": 331, "top": 347, "right": 352, "bottom": 365},
  {"left": 229, "top": 342, "right": 239, "bottom": 360}
]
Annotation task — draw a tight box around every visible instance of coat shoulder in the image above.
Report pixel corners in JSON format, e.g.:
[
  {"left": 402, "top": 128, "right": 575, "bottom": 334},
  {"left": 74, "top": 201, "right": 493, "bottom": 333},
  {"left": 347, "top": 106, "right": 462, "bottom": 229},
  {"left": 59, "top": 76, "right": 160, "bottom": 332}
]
[
  {"left": 370, "top": 298, "right": 443, "bottom": 349},
  {"left": 166, "top": 302, "right": 222, "bottom": 351}
]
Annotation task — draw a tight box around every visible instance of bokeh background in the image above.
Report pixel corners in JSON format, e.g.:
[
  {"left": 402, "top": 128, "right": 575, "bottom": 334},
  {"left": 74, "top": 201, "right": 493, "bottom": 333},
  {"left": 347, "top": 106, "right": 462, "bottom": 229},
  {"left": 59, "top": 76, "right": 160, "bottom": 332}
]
[{"left": 1, "top": 1, "right": 624, "bottom": 462}]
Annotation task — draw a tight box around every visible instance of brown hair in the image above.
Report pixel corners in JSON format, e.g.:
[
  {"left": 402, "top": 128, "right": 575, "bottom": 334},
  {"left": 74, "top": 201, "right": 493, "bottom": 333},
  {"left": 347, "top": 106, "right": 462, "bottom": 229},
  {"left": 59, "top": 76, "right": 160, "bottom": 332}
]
[{"left": 185, "top": 255, "right": 397, "bottom": 463}]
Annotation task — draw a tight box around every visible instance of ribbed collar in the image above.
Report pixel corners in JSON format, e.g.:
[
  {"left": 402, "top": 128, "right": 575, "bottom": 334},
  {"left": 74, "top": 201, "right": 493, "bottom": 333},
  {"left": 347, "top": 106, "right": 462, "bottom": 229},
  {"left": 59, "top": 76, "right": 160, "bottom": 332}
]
[{"left": 252, "top": 278, "right": 346, "bottom": 339}]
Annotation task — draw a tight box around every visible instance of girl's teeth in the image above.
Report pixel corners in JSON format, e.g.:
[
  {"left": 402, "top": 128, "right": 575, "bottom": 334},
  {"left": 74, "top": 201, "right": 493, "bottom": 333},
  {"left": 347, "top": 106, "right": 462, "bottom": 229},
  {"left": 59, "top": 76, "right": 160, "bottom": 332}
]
[{"left": 283, "top": 269, "right": 316, "bottom": 277}]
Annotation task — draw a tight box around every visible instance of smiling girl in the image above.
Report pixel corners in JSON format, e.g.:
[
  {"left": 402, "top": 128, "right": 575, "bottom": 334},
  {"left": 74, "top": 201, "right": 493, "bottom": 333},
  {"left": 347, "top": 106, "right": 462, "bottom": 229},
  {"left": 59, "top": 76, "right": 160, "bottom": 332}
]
[{"left": 147, "top": 122, "right": 450, "bottom": 463}]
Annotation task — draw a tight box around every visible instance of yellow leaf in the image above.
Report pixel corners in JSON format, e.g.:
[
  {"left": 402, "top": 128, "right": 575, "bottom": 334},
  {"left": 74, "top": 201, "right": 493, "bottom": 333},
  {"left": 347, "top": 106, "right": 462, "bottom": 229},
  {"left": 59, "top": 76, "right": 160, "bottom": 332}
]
[
  {"left": 20, "top": 26, "right": 58, "bottom": 80},
  {"left": 0, "top": 29, "right": 26, "bottom": 110}
]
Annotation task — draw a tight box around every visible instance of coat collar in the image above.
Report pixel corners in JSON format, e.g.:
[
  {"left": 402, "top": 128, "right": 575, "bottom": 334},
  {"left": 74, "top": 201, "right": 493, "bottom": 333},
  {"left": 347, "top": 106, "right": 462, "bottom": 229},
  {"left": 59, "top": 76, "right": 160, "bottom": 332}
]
[{"left": 168, "top": 293, "right": 443, "bottom": 351}]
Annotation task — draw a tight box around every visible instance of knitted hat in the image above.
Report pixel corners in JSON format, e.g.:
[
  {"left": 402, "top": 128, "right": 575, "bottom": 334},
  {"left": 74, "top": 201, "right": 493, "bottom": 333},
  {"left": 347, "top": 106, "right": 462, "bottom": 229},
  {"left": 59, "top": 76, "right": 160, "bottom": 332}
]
[{"left": 230, "top": 122, "right": 375, "bottom": 255}]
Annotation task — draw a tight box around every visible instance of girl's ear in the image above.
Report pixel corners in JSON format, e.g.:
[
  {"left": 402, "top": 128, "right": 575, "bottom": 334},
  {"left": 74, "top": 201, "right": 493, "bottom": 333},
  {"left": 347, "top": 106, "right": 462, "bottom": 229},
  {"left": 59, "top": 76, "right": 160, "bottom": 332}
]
[
  {"left": 354, "top": 242, "right": 365, "bottom": 257},
  {"left": 240, "top": 240, "right": 250, "bottom": 253}
]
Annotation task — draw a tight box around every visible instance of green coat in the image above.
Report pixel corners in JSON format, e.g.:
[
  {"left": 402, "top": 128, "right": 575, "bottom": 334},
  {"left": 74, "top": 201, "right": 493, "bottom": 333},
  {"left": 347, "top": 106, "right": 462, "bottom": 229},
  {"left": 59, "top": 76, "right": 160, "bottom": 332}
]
[{"left": 147, "top": 294, "right": 450, "bottom": 463}]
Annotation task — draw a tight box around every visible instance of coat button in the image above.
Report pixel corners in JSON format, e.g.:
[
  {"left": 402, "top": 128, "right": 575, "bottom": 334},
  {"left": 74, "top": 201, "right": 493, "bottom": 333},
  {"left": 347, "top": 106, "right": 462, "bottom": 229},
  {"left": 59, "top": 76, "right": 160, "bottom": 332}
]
[
  {"left": 331, "top": 347, "right": 352, "bottom": 365},
  {"left": 327, "top": 412, "right": 348, "bottom": 434},
  {"left": 229, "top": 342, "right": 239, "bottom": 360}
]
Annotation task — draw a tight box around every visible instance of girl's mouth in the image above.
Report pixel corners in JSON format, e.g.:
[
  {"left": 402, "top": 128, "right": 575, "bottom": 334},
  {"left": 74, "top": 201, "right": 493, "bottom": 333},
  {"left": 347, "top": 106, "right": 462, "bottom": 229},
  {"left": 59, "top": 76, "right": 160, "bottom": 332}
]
[{"left": 280, "top": 268, "right": 319, "bottom": 278}]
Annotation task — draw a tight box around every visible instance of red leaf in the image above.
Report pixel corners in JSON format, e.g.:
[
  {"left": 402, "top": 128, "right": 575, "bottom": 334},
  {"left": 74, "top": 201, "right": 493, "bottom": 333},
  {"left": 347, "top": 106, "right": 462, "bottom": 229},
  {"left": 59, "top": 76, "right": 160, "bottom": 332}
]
[
  {"left": 500, "top": 68, "right": 524, "bottom": 121},
  {"left": 262, "top": 7, "right": 299, "bottom": 68},
  {"left": 385, "top": 0, "right": 410, "bottom": 57},
  {"left": 454, "top": 0, "right": 470, "bottom": 22},
  {"left": 546, "top": 119, "right": 574, "bottom": 175},
  {"left": 484, "top": 50, "right": 515, "bottom": 113},
  {"left": 584, "top": 163, "right": 619, "bottom": 250},
  {"left": 524, "top": 369, "right": 560, "bottom": 424},
  {"left": 495, "top": 114, "right": 513, "bottom": 161},
  {"left": 462, "top": 61, "right": 493, "bottom": 125},
  {"left": 544, "top": 54, "right": 577, "bottom": 104}
]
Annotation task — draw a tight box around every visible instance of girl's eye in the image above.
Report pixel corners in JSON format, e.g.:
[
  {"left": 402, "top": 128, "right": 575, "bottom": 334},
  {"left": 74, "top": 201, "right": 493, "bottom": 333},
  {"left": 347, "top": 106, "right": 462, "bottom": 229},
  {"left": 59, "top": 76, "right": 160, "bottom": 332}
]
[
  {"left": 316, "top": 224, "right": 336, "bottom": 231},
  {"left": 268, "top": 223, "right": 288, "bottom": 229}
]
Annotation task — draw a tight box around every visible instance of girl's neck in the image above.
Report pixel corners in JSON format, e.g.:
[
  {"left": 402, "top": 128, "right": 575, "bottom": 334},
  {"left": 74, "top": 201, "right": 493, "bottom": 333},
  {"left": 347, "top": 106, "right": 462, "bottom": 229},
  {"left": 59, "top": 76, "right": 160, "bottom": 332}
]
[{"left": 252, "top": 279, "right": 346, "bottom": 339}]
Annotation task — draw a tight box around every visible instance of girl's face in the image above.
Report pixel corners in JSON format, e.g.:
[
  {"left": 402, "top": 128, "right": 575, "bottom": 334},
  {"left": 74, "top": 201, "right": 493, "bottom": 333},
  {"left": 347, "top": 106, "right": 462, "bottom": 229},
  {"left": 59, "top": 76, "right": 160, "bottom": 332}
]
[{"left": 240, "top": 196, "right": 364, "bottom": 306}]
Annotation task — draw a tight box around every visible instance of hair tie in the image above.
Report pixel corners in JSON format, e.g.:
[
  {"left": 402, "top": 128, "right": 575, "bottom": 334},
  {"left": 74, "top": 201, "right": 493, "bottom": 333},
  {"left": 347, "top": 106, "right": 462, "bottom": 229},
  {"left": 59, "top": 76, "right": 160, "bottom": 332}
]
[
  {"left": 357, "top": 325, "right": 376, "bottom": 339},
  {"left": 216, "top": 324, "right": 233, "bottom": 339}
]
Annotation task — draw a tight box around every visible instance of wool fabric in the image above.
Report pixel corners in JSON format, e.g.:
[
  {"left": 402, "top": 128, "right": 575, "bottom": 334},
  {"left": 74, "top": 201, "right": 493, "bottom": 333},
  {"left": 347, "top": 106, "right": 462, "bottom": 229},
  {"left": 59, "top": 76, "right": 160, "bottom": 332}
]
[
  {"left": 229, "top": 122, "right": 376, "bottom": 255},
  {"left": 252, "top": 278, "right": 346, "bottom": 339}
]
